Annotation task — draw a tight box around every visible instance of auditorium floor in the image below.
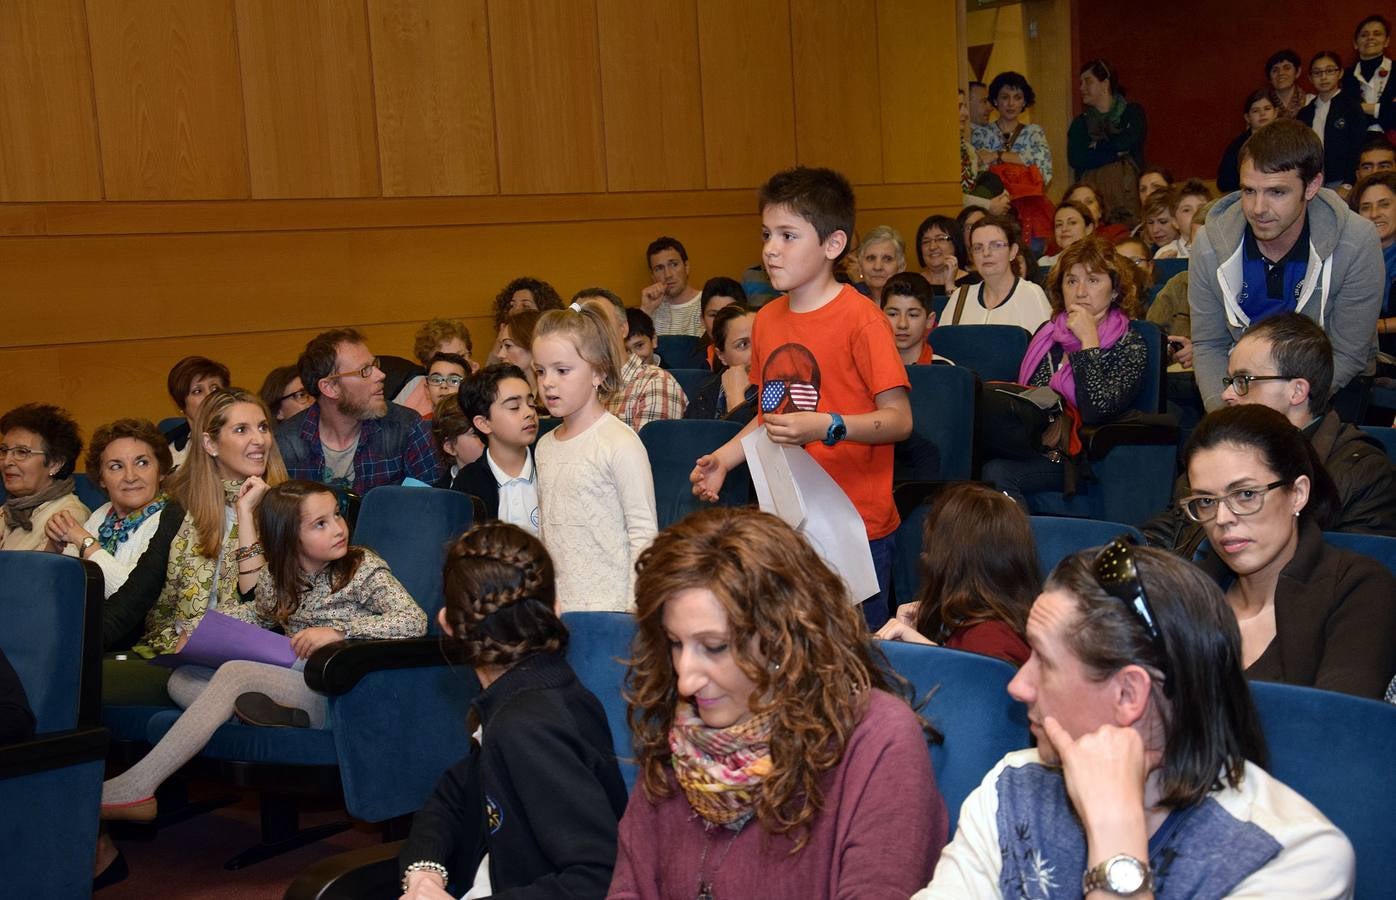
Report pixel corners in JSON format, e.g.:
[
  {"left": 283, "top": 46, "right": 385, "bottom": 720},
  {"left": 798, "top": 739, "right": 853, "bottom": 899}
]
[{"left": 99, "top": 783, "right": 380, "bottom": 899}]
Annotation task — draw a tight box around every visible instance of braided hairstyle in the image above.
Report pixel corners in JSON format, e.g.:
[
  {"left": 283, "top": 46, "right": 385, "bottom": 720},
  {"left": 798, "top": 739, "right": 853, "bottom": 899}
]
[{"left": 441, "top": 522, "right": 568, "bottom": 668}]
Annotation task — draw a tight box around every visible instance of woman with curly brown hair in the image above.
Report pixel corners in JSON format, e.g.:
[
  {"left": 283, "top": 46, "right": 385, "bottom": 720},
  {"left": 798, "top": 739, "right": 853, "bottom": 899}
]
[
  {"left": 608, "top": 507, "right": 948, "bottom": 899},
  {"left": 397, "top": 522, "right": 627, "bottom": 899},
  {"left": 982, "top": 235, "right": 1148, "bottom": 506}
]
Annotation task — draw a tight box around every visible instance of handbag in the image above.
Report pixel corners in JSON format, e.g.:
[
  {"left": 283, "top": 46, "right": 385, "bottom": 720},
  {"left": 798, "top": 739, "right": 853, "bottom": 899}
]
[{"left": 978, "top": 383, "right": 1064, "bottom": 461}]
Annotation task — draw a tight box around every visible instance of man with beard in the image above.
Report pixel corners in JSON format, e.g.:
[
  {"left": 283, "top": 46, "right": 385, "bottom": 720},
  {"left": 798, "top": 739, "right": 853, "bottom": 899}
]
[{"left": 277, "top": 328, "right": 439, "bottom": 494}]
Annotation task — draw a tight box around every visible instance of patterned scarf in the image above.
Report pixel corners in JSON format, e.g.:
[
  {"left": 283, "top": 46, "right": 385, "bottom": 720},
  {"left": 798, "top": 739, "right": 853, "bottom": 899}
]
[
  {"left": 670, "top": 703, "right": 776, "bottom": 828},
  {"left": 3, "top": 477, "right": 76, "bottom": 531},
  {"left": 1084, "top": 94, "right": 1127, "bottom": 146},
  {"left": 97, "top": 494, "right": 168, "bottom": 554},
  {"left": 136, "top": 480, "right": 243, "bottom": 656}
]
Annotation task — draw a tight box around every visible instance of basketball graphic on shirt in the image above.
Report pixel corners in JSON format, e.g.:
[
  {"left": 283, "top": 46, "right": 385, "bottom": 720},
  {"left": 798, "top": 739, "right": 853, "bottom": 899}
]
[{"left": 760, "top": 344, "right": 822, "bottom": 414}]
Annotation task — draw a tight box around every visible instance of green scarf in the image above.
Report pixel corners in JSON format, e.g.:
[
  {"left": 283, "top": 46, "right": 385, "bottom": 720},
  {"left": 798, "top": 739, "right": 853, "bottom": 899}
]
[{"left": 1084, "top": 94, "right": 1127, "bottom": 145}]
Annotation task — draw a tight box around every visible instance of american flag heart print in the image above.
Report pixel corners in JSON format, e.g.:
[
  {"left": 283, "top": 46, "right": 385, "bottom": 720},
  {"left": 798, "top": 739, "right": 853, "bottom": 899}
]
[{"left": 787, "top": 380, "right": 819, "bottom": 410}]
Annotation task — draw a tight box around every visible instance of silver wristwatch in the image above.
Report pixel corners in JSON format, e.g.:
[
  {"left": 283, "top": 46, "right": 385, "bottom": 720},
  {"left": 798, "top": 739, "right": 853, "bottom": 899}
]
[{"left": 1082, "top": 854, "right": 1152, "bottom": 895}]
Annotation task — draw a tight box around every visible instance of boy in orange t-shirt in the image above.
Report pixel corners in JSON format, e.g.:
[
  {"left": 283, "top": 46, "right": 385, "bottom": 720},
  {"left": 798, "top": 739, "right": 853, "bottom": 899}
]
[{"left": 690, "top": 167, "right": 912, "bottom": 628}]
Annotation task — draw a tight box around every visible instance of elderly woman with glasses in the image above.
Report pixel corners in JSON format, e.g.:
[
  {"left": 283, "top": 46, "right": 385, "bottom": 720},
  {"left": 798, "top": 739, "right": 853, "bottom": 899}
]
[
  {"left": 1184, "top": 404, "right": 1396, "bottom": 699},
  {"left": 0, "top": 404, "right": 90, "bottom": 552}
]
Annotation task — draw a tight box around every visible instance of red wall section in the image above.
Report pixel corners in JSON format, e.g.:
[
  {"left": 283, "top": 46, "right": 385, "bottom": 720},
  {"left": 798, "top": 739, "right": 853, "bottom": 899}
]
[{"left": 1076, "top": 1, "right": 1380, "bottom": 179}]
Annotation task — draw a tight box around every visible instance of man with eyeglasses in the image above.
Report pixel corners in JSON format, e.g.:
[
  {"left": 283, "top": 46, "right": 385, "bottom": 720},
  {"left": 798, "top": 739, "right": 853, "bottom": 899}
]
[
  {"left": 1144, "top": 313, "right": 1396, "bottom": 556},
  {"left": 914, "top": 540, "right": 1354, "bottom": 899},
  {"left": 1190, "top": 119, "right": 1383, "bottom": 421},
  {"left": 276, "top": 327, "right": 440, "bottom": 496}
]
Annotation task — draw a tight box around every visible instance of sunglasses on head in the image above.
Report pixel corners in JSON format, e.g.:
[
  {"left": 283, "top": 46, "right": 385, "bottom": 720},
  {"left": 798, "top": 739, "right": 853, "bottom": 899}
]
[{"left": 1092, "top": 538, "right": 1173, "bottom": 696}]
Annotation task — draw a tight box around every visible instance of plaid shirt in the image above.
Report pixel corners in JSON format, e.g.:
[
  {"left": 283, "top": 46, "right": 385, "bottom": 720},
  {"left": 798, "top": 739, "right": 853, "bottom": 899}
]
[
  {"left": 276, "top": 402, "right": 440, "bottom": 495},
  {"left": 607, "top": 355, "right": 687, "bottom": 432}
]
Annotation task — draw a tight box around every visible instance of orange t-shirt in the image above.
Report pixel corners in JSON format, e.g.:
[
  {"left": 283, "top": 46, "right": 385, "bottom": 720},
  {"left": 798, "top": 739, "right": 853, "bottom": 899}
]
[{"left": 750, "top": 284, "right": 910, "bottom": 540}]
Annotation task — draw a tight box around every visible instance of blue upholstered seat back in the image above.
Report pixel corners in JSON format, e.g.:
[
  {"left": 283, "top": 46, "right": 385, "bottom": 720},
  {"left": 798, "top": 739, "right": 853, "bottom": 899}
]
[
  {"left": 1322, "top": 531, "right": 1396, "bottom": 577},
  {"left": 353, "top": 485, "right": 474, "bottom": 629},
  {"left": 927, "top": 324, "right": 1031, "bottom": 383},
  {"left": 1029, "top": 516, "right": 1142, "bottom": 579},
  {"left": 0, "top": 552, "right": 95, "bottom": 732},
  {"left": 562, "top": 611, "right": 638, "bottom": 789},
  {"left": 639, "top": 418, "right": 747, "bottom": 529},
  {"left": 906, "top": 364, "right": 976, "bottom": 480}
]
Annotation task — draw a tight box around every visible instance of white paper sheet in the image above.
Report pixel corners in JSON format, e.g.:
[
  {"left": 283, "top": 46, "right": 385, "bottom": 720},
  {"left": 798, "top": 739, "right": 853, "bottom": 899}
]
[{"left": 741, "top": 427, "right": 880, "bottom": 603}]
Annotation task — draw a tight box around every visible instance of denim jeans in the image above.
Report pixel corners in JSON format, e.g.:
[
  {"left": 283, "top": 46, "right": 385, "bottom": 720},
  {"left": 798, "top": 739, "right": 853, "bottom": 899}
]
[{"left": 862, "top": 533, "right": 896, "bottom": 631}]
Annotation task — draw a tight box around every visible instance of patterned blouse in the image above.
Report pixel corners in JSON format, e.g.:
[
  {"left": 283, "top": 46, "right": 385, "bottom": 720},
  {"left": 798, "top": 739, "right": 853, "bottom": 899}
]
[
  {"left": 1024, "top": 328, "right": 1147, "bottom": 423},
  {"left": 971, "top": 122, "right": 1054, "bottom": 183},
  {"left": 222, "top": 548, "right": 426, "bottom": 640}
]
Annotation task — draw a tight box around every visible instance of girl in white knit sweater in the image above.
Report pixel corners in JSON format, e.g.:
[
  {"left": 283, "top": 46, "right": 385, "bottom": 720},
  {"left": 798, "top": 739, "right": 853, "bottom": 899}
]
[{"left": 531, "top": 304, "right": 657, "bottom": 612}]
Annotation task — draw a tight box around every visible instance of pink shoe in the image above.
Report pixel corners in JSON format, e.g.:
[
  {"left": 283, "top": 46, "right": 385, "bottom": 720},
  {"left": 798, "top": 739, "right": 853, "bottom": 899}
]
[{"left": 101, "top": 796, "right": 157, "bottom": 822}]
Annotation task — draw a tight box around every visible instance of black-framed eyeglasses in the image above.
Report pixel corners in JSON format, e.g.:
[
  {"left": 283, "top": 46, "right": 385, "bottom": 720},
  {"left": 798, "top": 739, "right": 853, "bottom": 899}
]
[
  {"left": 1179, "top": 479, "right": 1292, "bottom": 523},
  {"left": 1221, "top": 373, "right": 1294, "bottom": 396},
  {"left": 277, "top": 389, "right": 311, "bottom": 405},
  {"left": 427, "top": 373, "right": 466, "bottom": 388},
  {"left": 1092, "top": 538, "right": 1172, "bottom": 695},
  {"left": 328, "top": 357, "right": 382, "bottom": 381}
]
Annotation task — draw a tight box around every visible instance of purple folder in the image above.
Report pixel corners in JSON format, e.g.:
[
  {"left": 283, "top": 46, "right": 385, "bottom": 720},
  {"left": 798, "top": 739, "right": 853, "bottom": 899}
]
[{"left": 150, "top": 610, "right": 298, "bottom": 670}]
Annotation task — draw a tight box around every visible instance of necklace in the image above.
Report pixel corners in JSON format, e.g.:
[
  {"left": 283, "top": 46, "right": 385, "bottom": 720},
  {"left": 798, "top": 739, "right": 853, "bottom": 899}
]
[{"left": 695, "top": 826, "right": 741, "bottom": 900}]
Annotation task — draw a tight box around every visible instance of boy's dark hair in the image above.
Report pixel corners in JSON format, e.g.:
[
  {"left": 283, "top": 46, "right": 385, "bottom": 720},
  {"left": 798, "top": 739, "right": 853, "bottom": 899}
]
[
  {"left": 625, "top": 307, "right": 656, "bottom": 341},
  {"left": 1242, "top": 87, "right": 1281, "bottom": 117},
  {"left": 646, "top": 236, "right": 687, "bottom": 264},
  {"left": 758, "top": 167, "right": 856, "bottom": 261},
  {"left": 987, "top": 71, "right": 1036, "bottom": 108},
  {"left": 456, "top": 363, "right": 531, "bottom": 444},
  {"left": 700, "top": 276, "right": 747, "bottom": 312},
  {"left": 880, "top": 272, "right": 935, "bottom": 312},
  {"left": 298, "top": 328, "right": 364, "bottom": 400},
  {"left": 1361, "top": 134, "right": 1396, "bottom": 156},
  {"left": 167, "top": 356, "right": 231, "bottom": 408},
  {"left": 1238, "top": 119, "right": 1325, "bottom": 187},
  {"left": 1240, "top": 313, "right": 1334, "bottom": 417},
  {"left": 1264, "top": 49, "right": 1301, "bottom": 76},
  {"left": 1355, "top": 14, "right": 1391, "bottom": 42},
  {"left": 426, "top": 351, "right": 470, "bottom": 373}
]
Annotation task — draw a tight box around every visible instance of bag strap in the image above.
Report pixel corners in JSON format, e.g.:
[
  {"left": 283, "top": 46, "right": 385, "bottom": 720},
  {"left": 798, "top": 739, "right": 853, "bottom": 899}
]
[
  {"left": 950, "top": 286, "right": 968, "bottom": 325},
  {"left": 1000, "top": 122, "right": 1025, "bottom": 152}
]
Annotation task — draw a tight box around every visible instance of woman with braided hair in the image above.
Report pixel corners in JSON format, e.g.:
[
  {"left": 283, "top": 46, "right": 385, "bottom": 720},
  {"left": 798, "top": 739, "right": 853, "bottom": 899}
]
[
  {"left": 607, "top": 507, "right": 949, "bottom": 899},
  {"left": 398, "top": 522, "right": 628, "bottom": 899}
]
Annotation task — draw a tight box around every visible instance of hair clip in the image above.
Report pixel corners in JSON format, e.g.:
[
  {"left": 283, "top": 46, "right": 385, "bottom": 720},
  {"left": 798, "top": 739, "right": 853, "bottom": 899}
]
[{"left": 569, "top": 302, "right": 582, "bottom": 312}]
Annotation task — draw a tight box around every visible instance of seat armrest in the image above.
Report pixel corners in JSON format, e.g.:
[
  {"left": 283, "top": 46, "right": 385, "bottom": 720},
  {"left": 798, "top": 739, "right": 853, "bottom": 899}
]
[
  {"left": 1083, "top": 421, "right": 1179, "bottom": 460},
  {"left": 305, "top": 638, "right": 469, "bottom": 695},
  {"left": 0, "top": 726, "right": 110, "bottom": 779},
  {"left": 283, "top": 840, "right": 403, "bottom": 900}
]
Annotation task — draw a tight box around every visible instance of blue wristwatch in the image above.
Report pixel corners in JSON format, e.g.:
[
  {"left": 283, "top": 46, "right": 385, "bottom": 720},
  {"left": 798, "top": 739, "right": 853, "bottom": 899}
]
[{"left": 823, "top": 412, "right": 847, "bottom": 446}]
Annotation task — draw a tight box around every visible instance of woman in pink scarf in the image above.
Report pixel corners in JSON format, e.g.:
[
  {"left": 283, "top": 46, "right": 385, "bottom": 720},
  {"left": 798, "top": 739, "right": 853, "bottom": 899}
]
[{"left": 983, "top": 236, "right": 1148, "bottom": 505}]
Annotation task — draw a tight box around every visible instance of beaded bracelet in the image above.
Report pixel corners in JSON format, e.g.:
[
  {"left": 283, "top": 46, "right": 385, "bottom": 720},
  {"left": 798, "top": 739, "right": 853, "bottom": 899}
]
[
  {"left": 402, "top": 861, "right": 449, "bottom": 893},
  {"left": 234, "top": 542, "right": 264, "bottom": 563}
]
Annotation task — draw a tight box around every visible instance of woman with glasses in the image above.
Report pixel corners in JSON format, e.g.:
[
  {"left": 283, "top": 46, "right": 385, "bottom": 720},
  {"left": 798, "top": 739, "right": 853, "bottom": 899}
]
[
  {"left": 982, "top": 236, "right": 1147, "bottom": 505},
  {"left": 258, "top": 365, "right": 316, "bottom": 422},
  {"left": 913, "top": 214, "right": 968, "bottom": 295},
  {"left": 1297, "top": 50, "right": 1374, "bottom": 190},
  {"left": 941, "top": 214, "right": 1051, "bottom": 331},
  {"left": 1184, "top": 404, "right": 1396, "bottom": 699},
  {"left": 0, "top": 403, "right": 89, "bottom": 551}
]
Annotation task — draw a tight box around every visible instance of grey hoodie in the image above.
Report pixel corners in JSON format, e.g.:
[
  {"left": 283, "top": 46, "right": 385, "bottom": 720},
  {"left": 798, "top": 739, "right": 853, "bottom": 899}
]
[{"left": 1189, "top": 188, "right": 1383, "bottom": 410}]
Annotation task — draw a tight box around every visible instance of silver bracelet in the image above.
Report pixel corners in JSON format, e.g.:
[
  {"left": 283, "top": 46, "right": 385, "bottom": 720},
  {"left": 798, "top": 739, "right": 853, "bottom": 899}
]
[{"left": 402, "top": 861, "right": 449, "bottom": 892}]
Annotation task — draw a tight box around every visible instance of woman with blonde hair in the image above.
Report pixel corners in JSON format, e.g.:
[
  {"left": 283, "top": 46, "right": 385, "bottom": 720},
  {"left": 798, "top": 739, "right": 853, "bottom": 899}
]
[{"left": 608, "top": 507, "right": 948, "bottom": 898}]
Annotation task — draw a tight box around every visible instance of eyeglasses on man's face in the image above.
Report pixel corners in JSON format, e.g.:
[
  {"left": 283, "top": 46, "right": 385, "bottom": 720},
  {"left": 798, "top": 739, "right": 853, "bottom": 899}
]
[
  {"left": 1179, "top": 480, "right": 1292, "bottom": 523},
  {"left": 1221, "top": 373, "right": 1293, "bottom": 396},
  {"left": 277, "top": 389, "right": 311, "bottom": 405},
  {"left": 427, "top": 373, "right": 466, "bottom": 388},
  {"left": 329, "top": 357, "right": 382, "bottom": 381}
]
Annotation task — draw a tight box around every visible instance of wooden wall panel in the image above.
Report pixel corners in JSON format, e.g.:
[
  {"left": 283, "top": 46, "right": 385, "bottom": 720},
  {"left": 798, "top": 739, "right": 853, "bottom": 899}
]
[
  {"left": 488, "top": 0, "right": 607, "bottom": 194},
  {"left": 235, "top": 0, "right": 380, "bottom": 198},
  {"left": 697, "top": 0, "right": 797, "bottom": 189},
  {"left": 596, "top": 0, "right": 705, "bottom": 192},
  {"left": 0, "top": 0, "right": 102, "bottom": 200},
  {"left": 876, "top": 0, "right": 952, "bottom": 184},
  {"left": 367, "top": 0, "right": 498, "bottom": 197},
  {"left": 790, "top": 0, "right": 882, "bottom": 183},
  {"left": 86, "top": 0, "right": 249, "bottom": 200}
]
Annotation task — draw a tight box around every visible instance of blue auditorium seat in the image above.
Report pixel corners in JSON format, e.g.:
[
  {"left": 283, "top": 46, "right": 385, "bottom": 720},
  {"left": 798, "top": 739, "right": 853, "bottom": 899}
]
[
  {"left": 906, "top": 363, "right": 976, "bottom": 481},
  {"left": 1030, "top": 516, "right": 1143, "bottom": 578},
  {"left": 639, "top": 419, "right": 748, "bottom": 529},
  {"left": 655, "top": 335, "right": 708, "bottom": 371},
  {"left": 561, "top": 611, "right": 638, "bottom": 789},
  {"left": 928, "top": 324, "right": 1031, "bottom": 382}
]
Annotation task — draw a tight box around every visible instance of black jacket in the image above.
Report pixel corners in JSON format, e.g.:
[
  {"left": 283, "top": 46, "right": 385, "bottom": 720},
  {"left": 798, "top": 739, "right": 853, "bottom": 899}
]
[
  {"left": 1198, "top": 519, "right": 1396, "bottom": 699},
  {"left": 1297, "top": 91, "right": 1374, "bottom": 186},
  {"left": 447, "top": 454, "right": 501, "bottom": 521},
  {"left": 102, "top": 501, "right": 188, "bottom": 651},
  {"left": 1343, "top": 60, "right": 1396, "bottom": 130},
  {"left": 1216, "top": 130, "right": 1250, "bottom": 193},
  {"left": 399, "top": 652, "right": 628, "bottom": 898},
  {"left": 1143, "top": 411, "right": 1396, "bottom": 556},
  {"left": 683, "top": 372, "right": 757, "bottom": 423}
]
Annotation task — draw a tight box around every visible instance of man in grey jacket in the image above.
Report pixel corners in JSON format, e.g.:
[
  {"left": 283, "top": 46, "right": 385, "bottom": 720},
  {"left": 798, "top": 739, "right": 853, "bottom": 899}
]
[{"left": 1190, "top": 119, "right": 1383, "bottom": 418}]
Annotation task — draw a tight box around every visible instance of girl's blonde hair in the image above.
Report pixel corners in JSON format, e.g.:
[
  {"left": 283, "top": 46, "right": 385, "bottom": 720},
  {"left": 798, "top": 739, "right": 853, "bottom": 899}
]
[
  {"left": 166, "top": 387, "right": 288, "bottom": 558},
  {"left": 533, "top": 303, "right": 624, "bottom": 402}
]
